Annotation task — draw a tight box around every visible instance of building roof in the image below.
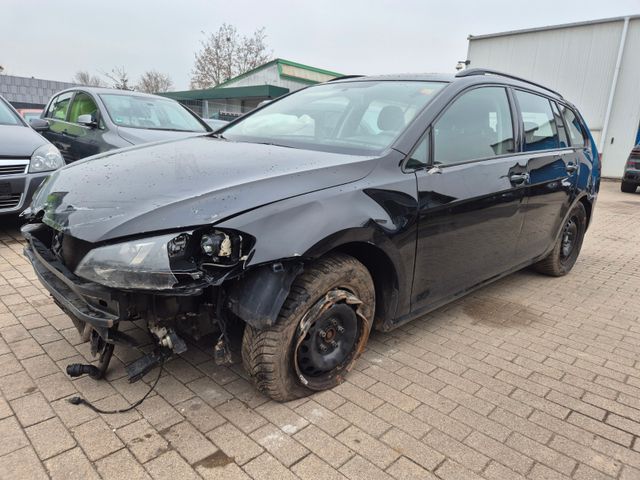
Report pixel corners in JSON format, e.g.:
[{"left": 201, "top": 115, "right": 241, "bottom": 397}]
[
  {"left": 469, "top": 14, "right": 640, "bottom": 41},
  {"left": 160, "top": 84, "right": 289, "bottom": 102},
  {"left": 217, "top": 58, "right": 343, "bottom": 88}
]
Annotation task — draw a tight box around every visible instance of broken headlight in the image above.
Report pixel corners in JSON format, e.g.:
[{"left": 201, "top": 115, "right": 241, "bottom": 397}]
[
  {"left": 75, "top": 233, "right": 186, "bottom": 290},
  {"left": 199, "top": 230, "right": 244, "bottom": 267}
]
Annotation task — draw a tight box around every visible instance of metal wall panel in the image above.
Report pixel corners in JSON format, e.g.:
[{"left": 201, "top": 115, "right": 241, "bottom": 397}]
[
  {"left": 0, "top": 74, "right": 78, "bottom": 107},
  {"left": 600, "top": 18, "right": 640, "bottom": 177}
]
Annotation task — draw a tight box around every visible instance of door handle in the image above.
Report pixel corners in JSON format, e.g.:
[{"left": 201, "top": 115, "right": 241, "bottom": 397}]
[
  {"left": 509, "top": 173, "right": 529, "bottom": 185},
  {"left": 566, "top": 163, "right": 578, "bottom": 173}
]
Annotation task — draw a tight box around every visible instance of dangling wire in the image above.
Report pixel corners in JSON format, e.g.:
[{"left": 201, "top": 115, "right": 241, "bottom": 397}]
[{"left": 67, "top": 363, "right": 163, "bottom": 414}]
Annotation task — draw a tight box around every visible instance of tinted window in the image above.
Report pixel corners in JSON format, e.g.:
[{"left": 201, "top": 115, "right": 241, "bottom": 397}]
[
  {"left": 560, "top": 105, "right": 586, "bottom": 147},
  {"left": 68, "top": 92, "right": 98, "bottom": 124},
  {"left": 223, "top": 81, "right": 445, "bottom": 155},
  {"left": 46, "top": 92, "right": 73, "bottom": 120},
  {"left": 515, "top": 90, "right": 559, "bottom": 152},
  {"left": 433, "top": 87, "right": 514, "bottom": 165}
]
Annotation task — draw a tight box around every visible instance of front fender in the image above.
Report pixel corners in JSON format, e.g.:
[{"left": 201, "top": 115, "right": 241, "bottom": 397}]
[
  {"left": 218, "top": 164, "right": 418, "bottom": 328},
  {"left": 219, "top": 180, "right": 415, "bottom": 270}
]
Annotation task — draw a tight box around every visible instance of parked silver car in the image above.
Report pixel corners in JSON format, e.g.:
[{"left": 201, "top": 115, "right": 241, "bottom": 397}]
[{"left": 0, "top": 95, "right": 64, "bottom": 215}]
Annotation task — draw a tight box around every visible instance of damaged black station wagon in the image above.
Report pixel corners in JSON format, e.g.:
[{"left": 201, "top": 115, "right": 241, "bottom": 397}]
[{"left": 22, "top": 69, "right": 600, "bottom": 401}]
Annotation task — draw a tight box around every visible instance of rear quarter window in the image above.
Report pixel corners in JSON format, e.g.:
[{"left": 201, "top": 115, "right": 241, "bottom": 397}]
[{"left": 560, "top": 105, "right": 586, "bottom": 147}]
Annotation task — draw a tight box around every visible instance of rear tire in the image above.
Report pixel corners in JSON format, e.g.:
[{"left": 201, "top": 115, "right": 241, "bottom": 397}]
[
  {"left": 241, "top": 253, "right": 375, "bottom": 402},
  {"left": 533, "top": 202, "right": 587, "bottom": 277},
  {"left": 621, "top": 181, "right": 637, "bottom": 193}
]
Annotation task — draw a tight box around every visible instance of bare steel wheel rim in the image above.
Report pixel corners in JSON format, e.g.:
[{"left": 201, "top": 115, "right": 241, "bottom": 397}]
[
  {"left": 561, "top": 216, "right": 578, "bottom": 260},
  {"left": 293, "top": 289, "right": 370, "bottom": 390}
]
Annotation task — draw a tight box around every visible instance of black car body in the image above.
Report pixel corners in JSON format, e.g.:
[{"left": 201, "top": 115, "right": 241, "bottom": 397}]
[
  {"left": 0, "top": 96, "right": 64, "bottom": 215},
  {"left": 32, "top": 87, "right": 211, "bottom": 163},
  {"left": 621, "top": 144, "right": 640, "bottom": 193},
  {"left": 22, "top": 69, "right": 600, "bottom": 401}
]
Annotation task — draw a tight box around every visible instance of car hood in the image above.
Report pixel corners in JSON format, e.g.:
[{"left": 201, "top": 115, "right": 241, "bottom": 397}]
[
  {"left": 0, "top": 125, "right": 48, "bottom": 157},
  {"left": 117, "top": 126, "right": 208, "bottom": 145},
  {"left": 29, "top": 136, "right": 377, "bottom": 243}
]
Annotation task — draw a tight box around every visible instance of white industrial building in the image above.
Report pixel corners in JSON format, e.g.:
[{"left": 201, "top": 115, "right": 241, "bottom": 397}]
[{"left": 466, "top": 15, "right": 640, "bottom": 178}]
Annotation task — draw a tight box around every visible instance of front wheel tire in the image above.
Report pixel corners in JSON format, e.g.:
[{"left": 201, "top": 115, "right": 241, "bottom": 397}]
[
  {"left": 533, "top": 202, "right": 587, "bottom": 277},
  {"left": 621, "top": 181, "right": 637, "bottom": 193},
  {"left": 242, "top": 253, "right": 375, "bottom": 402}
]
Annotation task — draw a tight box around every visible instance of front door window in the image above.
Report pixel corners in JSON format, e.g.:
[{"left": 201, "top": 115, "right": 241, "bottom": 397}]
[{"left": 433, "top": 87, "right": 514, "bottom": 165}]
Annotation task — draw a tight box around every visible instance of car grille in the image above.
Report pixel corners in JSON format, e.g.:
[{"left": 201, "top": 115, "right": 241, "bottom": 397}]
[
  {"left": 0, "top": 194, "right": 22, "bottom": 210},
  {"left": 0, "top": 160, "right": 29, "bottom": 176}
]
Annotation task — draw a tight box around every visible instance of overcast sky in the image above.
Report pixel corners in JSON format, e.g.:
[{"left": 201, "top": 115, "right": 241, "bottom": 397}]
[{"left": 3, "top": 0, "right": 639, "bottom": 90}]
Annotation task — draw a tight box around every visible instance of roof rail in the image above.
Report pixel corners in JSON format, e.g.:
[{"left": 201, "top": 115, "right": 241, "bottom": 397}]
[
  {"left": 327, "top": 75, "right": 365, "bottom": 82},
  {"left": 455, "top": 68, "right": 563, "bottom": 98}
]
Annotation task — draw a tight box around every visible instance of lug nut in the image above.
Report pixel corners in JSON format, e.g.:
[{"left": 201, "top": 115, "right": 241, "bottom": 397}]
[
  {"left": 337, "top": 325, "right": 345, "bottom": 333},
  {"left": 319, "top": 331, "right": 326, "bottom": 338},
  {"left": 330, "top": 340, "right": 339, "bottom": 348},
  {"left": 319, "top": 344, "right": 327, "bottom": 352}
]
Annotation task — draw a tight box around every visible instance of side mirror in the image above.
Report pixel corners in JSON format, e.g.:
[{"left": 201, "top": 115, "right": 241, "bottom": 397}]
[
  {"left": 29, "top": 118, "right": 49, "bottom": 132},
  {"left": 77, "top": 114, "right": 97, "bottom": 128}
]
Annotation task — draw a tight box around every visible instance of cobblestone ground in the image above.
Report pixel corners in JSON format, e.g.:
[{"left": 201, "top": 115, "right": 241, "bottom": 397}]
[{"left": 0, "top": 180, "right": 639, "bottom": 480}]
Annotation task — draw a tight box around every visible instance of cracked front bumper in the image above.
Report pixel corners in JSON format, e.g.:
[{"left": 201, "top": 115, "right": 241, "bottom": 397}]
[{"left": 24, "top": 237, "right": 122, "bottom": 332}]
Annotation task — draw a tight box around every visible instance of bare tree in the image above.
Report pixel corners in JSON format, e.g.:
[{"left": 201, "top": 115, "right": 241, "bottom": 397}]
[
  {"left": 191, "top": 24, "right": 272, "bottom": 89},
  {"left": 103, "top": 66, "right": 133, "bottom": 90},
  {"left": 73, "top": 71, "right": 105, "bottom": 87},
  {"left": 137, "top": 70, "right": 174, "bottom": 93}
]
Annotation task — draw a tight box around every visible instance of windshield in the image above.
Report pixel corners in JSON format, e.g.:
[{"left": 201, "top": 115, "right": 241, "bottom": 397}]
[
  {"left": 222, "top": 81, "right": 445, "bottom": 155},
  {"left": 0, "top": 99, "right": 23, "bottom": 126},
  {"left": 100, "top": 94, "right": 207, "bottom": 132}
]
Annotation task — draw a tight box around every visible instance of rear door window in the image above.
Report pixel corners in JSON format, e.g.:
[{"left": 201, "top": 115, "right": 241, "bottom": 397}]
[
  {"left": 45, "top": 92, "right": 73, "bottom": 121},
  {"left": 433, "top": 86, "right": 514, "bottom": 165},
  {"left": 515, "top": 90, "right": 560, "bottom": 152}
]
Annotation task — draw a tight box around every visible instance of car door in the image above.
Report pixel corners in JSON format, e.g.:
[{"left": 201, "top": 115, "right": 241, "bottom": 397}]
[
  {"left": 64, "top": 91, "right": 107, "bottom": 162},
  {"left": 411, "top": 85, "right": 528, "bottom": 312},
  {"left": 41, "top": 91, "right": 74, "bottom": 160},
  {"left": 512, "top": 90, "right": 577, "bottom": 260}
]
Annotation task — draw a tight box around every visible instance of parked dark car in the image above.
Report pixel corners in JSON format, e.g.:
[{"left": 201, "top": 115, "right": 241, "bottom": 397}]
[
  {"left": 21, "top": 69, "right": 599, "bottom": 401},
  {"left": 621, "top": 143, "right": 640, "bottom": 193},
  {"left": 0, "top": 96, "right": 64, "bottom": 215},
  {"left": 30, "top": 88, "right": 211, "bottom": 163}
]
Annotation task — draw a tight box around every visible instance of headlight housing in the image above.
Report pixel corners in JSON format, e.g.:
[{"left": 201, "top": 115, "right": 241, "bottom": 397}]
[
  {"left": 29, "top": 144, "right": 64, "bottom": 173},
  {"left": 75, "top": 233, "right": 184, "bottom": 290},
  {"left": 74, "top": 229, "right": 249, "bottom": 290}
]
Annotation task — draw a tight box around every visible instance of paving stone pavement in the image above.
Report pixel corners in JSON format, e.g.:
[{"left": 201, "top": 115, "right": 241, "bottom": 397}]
[{"left": 1, "top": 180, "right": 639, "bottom": 479}]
